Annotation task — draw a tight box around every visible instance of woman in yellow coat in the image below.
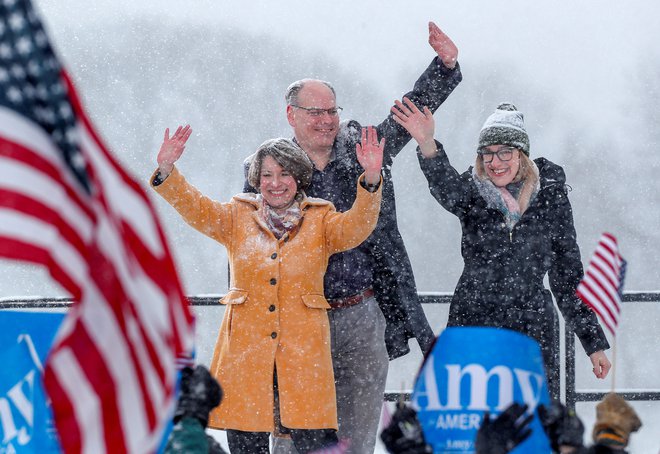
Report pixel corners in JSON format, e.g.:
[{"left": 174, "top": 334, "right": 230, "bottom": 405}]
[{"left": 151, "top": 125, "right": 383, "bottom": 453}]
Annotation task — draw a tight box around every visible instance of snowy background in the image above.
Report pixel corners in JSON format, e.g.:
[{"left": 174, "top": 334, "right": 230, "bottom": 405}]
[{"left": 1, "top": 0, "right": 659, "bottom": 451}]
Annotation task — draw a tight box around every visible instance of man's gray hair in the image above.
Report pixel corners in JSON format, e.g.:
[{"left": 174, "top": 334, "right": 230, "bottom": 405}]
[
  {"left": 247, "top": 138, "right": 314, "bottom": 192},
  {"left": 285, "top": 79, "right": 336, "bottom": 106}
]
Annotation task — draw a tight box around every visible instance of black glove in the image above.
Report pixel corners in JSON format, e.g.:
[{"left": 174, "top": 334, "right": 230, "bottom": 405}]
[
  {"left": 173, "top": 365, "right": 223, "bottom": 426},
  {"left": 380, "top": 402, "right": 432, "bottom": 454},
  {"left": 538, "top": 401, "right": 584, "bottom": 452},
  {"left": 475, "top": 403, "right": 533, "bottom": 454}
]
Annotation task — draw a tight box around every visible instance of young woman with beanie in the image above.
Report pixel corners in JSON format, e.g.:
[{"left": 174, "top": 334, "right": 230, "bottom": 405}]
[
  {"left": 391, "top": 99, "right": 611, "bottom": 400},
  {"left": 151, "top": 125, "right": 383, "bottom": 453}
]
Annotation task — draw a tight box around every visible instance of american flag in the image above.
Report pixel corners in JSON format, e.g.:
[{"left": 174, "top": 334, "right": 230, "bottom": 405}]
[
  {"left": 577, "top": 232, "right": 627, "bottom": 337},
  {"left": 0, "top": 1, "right": 195, "bottom": 453}
]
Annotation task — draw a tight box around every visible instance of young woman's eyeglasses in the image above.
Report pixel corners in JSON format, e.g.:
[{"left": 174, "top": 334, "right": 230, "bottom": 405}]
[
  {"left": 478, "top": 146, "right": 517, "bottom": 163},
  {"left": 291, "top": 105, "right": 343, "bottom": 117}
]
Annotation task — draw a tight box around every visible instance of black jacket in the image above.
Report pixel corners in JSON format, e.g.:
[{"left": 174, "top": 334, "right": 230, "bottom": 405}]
[
  {"left": 418, "top": 145, "right": 609, "bottom": 361},
  {"left": 245, "top": 58, "right": 462, "bottom": 359}
]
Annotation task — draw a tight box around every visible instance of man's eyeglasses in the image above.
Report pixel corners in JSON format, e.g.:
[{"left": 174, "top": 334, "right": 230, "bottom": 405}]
[
  {"left": 478, "top": 146, "right": 517, "bottom": 163},
  {"left": 291, "top": 105, "right": 343, "bottom": 117}
]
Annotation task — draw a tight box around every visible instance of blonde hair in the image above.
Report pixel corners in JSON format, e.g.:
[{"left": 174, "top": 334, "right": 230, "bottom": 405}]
[{"left": 475, "top": 150, "right": 538, "bottom": 214}]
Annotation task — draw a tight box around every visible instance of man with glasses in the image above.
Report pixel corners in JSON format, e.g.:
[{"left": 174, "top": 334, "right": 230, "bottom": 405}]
[{"left": 244, "top": 22, "right": 462, "bottom": 453}]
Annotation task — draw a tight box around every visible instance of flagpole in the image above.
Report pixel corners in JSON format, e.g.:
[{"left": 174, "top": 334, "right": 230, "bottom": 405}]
[{"left": 611, "top": 337, "right": 617, "bottom": 392}]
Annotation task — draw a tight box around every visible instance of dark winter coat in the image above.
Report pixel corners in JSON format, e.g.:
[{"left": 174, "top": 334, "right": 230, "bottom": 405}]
[
  {"left": 418, "top": 145, "right": 609, "bottom": 396},
  {"left": 245, "top": 58, "right": 463, "bottom": 359}
]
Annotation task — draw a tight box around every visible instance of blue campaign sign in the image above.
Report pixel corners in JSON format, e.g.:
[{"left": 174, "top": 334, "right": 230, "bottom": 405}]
[
  {"left": 411, "top": 327, "right": 551, "bottom": 453},
  {"left": 0, "top": 311, "right": 65, "bottom": 453}
]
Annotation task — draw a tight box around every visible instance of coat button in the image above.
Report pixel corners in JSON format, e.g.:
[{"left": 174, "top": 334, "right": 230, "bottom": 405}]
[
  {"left": 271, "top": 332, "right": 277, "bottom": 339},
  {"left": 269, "top": 305, "right": 276, "bottom": 312},
  {"left": 271, "top": 253, "right": 278, "bottom": 259},
  {"left": 270, "top": 278, "right": 277, "bottom": 285}
]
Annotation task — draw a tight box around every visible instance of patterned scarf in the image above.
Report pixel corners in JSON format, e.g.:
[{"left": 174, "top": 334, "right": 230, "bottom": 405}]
[
  {"left": 258, "top": 195, "right": 302, "bottom": 239},
  {"left": 472, "top": 168, "right": 538, "bottom": 231}
]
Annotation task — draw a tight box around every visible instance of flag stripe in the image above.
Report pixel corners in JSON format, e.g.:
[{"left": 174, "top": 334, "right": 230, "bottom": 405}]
[
  {"left": 592, "top": 252, "right": 620, "bottom": 288},
  {"left": 576, "top": 232, "right": 626, "bottom": 337},
  {"left": 584, "top": 265, "right": 620, "bottom": 309},
  {"left": 48, "top": 347, "right": 107, "bottom": 454},
  {"left": 0, "top": 191, "right": 88, "bottom": 260},
  {"left": 578, "top": 286, "right": 617, "bottom": 333},
  {"left": 584, "top": 271, "right": 620, "bottom": 316},
  {"left": 0, "top": 145, "right": 94, "bottom": 225},
  {"left": 0, "top": 2, "right": 194, "bottom": 452},
  {"left": 579, "top": 278, "right": 618, "bottom": 327}
]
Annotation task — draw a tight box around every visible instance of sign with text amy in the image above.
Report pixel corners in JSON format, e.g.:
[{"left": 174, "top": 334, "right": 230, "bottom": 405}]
[
  {"left": 411, "top": 327, "right": 551, "bottom": 453},
  {"left": 0, "top": 311, "right": 64, "bottom": 453}
]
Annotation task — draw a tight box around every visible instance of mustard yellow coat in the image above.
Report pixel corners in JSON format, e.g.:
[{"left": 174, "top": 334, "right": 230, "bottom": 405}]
[{"left": 152, "top": 167, "right": 381, "bottom": 432}]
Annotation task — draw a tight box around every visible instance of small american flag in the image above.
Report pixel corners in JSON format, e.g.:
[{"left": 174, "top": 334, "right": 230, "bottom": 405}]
[
  {"left": 577, "top": 233, "right": 627, "bottom": 337},
  {"left": 0, "top": 1, "right": 194, "bottom": 453}
]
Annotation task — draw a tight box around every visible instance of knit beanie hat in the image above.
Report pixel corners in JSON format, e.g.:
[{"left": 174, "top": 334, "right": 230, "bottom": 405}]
[
  {"left": 478, "top": 102, "right": 530, "bottom": 156},
  {"left": 592, "top": 393, "right": 642, "bottom": 448}
]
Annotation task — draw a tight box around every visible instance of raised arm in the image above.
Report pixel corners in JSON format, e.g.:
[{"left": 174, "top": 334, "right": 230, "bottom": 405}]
[
  {"left": 356, "top": 126, "right": 385, "bottom": 185},
  {"left": 157, "top": 125, "right": 193, "bottom": 178},
  {"left": 376, "top": 22, "right": 462, "bottom": 162},
  {"left": 151, "top": 126, "right": 234, "bottom": 246},
  {"left": 391, "top": 97, "right": 472, "bottom": 217},
  {"left": 325, "top": 127, "right": 383, "bottom": 254}
]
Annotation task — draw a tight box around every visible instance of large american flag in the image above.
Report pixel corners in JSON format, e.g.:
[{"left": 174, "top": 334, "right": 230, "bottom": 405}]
[
  {"left": 0, "top": 1, "right": 195, "bottom": 453},
  {"left": 577, "top": 232, "right": 627, "bottom": 337}
]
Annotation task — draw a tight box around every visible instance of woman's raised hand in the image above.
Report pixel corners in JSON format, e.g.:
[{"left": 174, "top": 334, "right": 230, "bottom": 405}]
[
  {"left": 391, "top": 97, "right": 438, "bottom": 158},
  {"left": 157, "top": 125, "right": 193, "bottom": 176},
  {"left": 356, "top": 126, "right": 384, "bottom": 186}
]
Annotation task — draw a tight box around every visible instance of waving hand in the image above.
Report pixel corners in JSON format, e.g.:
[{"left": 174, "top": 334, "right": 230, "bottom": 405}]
[
  {"left": 157, "top": 125, "right": 192, "bottom": 177},
  {"left": 356, "top": 126, "right": 384, "bottom": 186},
  {"left": 428, "top": 21, "right": 458, "bottom": 69}
]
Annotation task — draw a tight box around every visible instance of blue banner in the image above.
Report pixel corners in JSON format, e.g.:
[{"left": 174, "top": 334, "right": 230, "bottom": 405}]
[
  {"left": 0, "top": 311, "right": 64, "bottom": 453},
  {"left": 411, "top": 327, "right": 551, "bottom": 453}
]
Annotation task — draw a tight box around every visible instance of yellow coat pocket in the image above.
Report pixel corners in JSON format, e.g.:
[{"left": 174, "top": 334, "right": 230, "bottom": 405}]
[{"left": 301, "top": 294, "right": 331, "bottom": 309}]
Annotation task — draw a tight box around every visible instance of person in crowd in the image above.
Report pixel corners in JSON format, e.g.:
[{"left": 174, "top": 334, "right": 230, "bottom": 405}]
[
  {"left": 538, "top": 401, "right": 586, "bottom": 453},
  {"left": 588, "top": 392, "right": 642, "bottom": 452},
  {"left": 381, "top": 395, "right": 643, "bottom": 454},
  {"left": 165, "top": 365, "right": 226, "bottom": 454},
  {"left": 539, "top": 395, "right": 642, "bottom": 453},
  {"left": 151, "top": 126, "right": 384, "bottom": 453},
  {"left": 380, "top": 402, "right": 432, "bottom": 454},
  {"left": 243, "top": 22, "right": 462, "bottom": 453},
  {"left": 390, "top": 98, "right": 611, "bottom": 400},
  {"left": 475, "top": 403, "right": 533, "bottom": 453},
  {"left": 379, "top": 401, "right": 533, "bottom": 454}
]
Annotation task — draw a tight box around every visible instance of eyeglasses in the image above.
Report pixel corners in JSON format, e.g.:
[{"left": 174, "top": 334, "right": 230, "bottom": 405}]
[
  {"left": 478, "top": 146, "right": 517, "bottom": 163},
  {"left": 290, "top": 105, "right": 343, "bottom": 117}
]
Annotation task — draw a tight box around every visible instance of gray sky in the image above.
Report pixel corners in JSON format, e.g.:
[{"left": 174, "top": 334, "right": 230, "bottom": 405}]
[
  {"left": 38, "top": 0, "right": 659, "bottom": 126},
  {"left": 5, "top": 0, "right": 659, "bottom": 295},
  {"left": 2, "top": 2, "right": 658, "bottom": 450}
]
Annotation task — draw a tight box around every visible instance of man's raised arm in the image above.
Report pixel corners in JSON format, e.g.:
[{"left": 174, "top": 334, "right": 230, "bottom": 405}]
[{"left": 378, "top": 21, "right": 462, "bottom": 160}]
